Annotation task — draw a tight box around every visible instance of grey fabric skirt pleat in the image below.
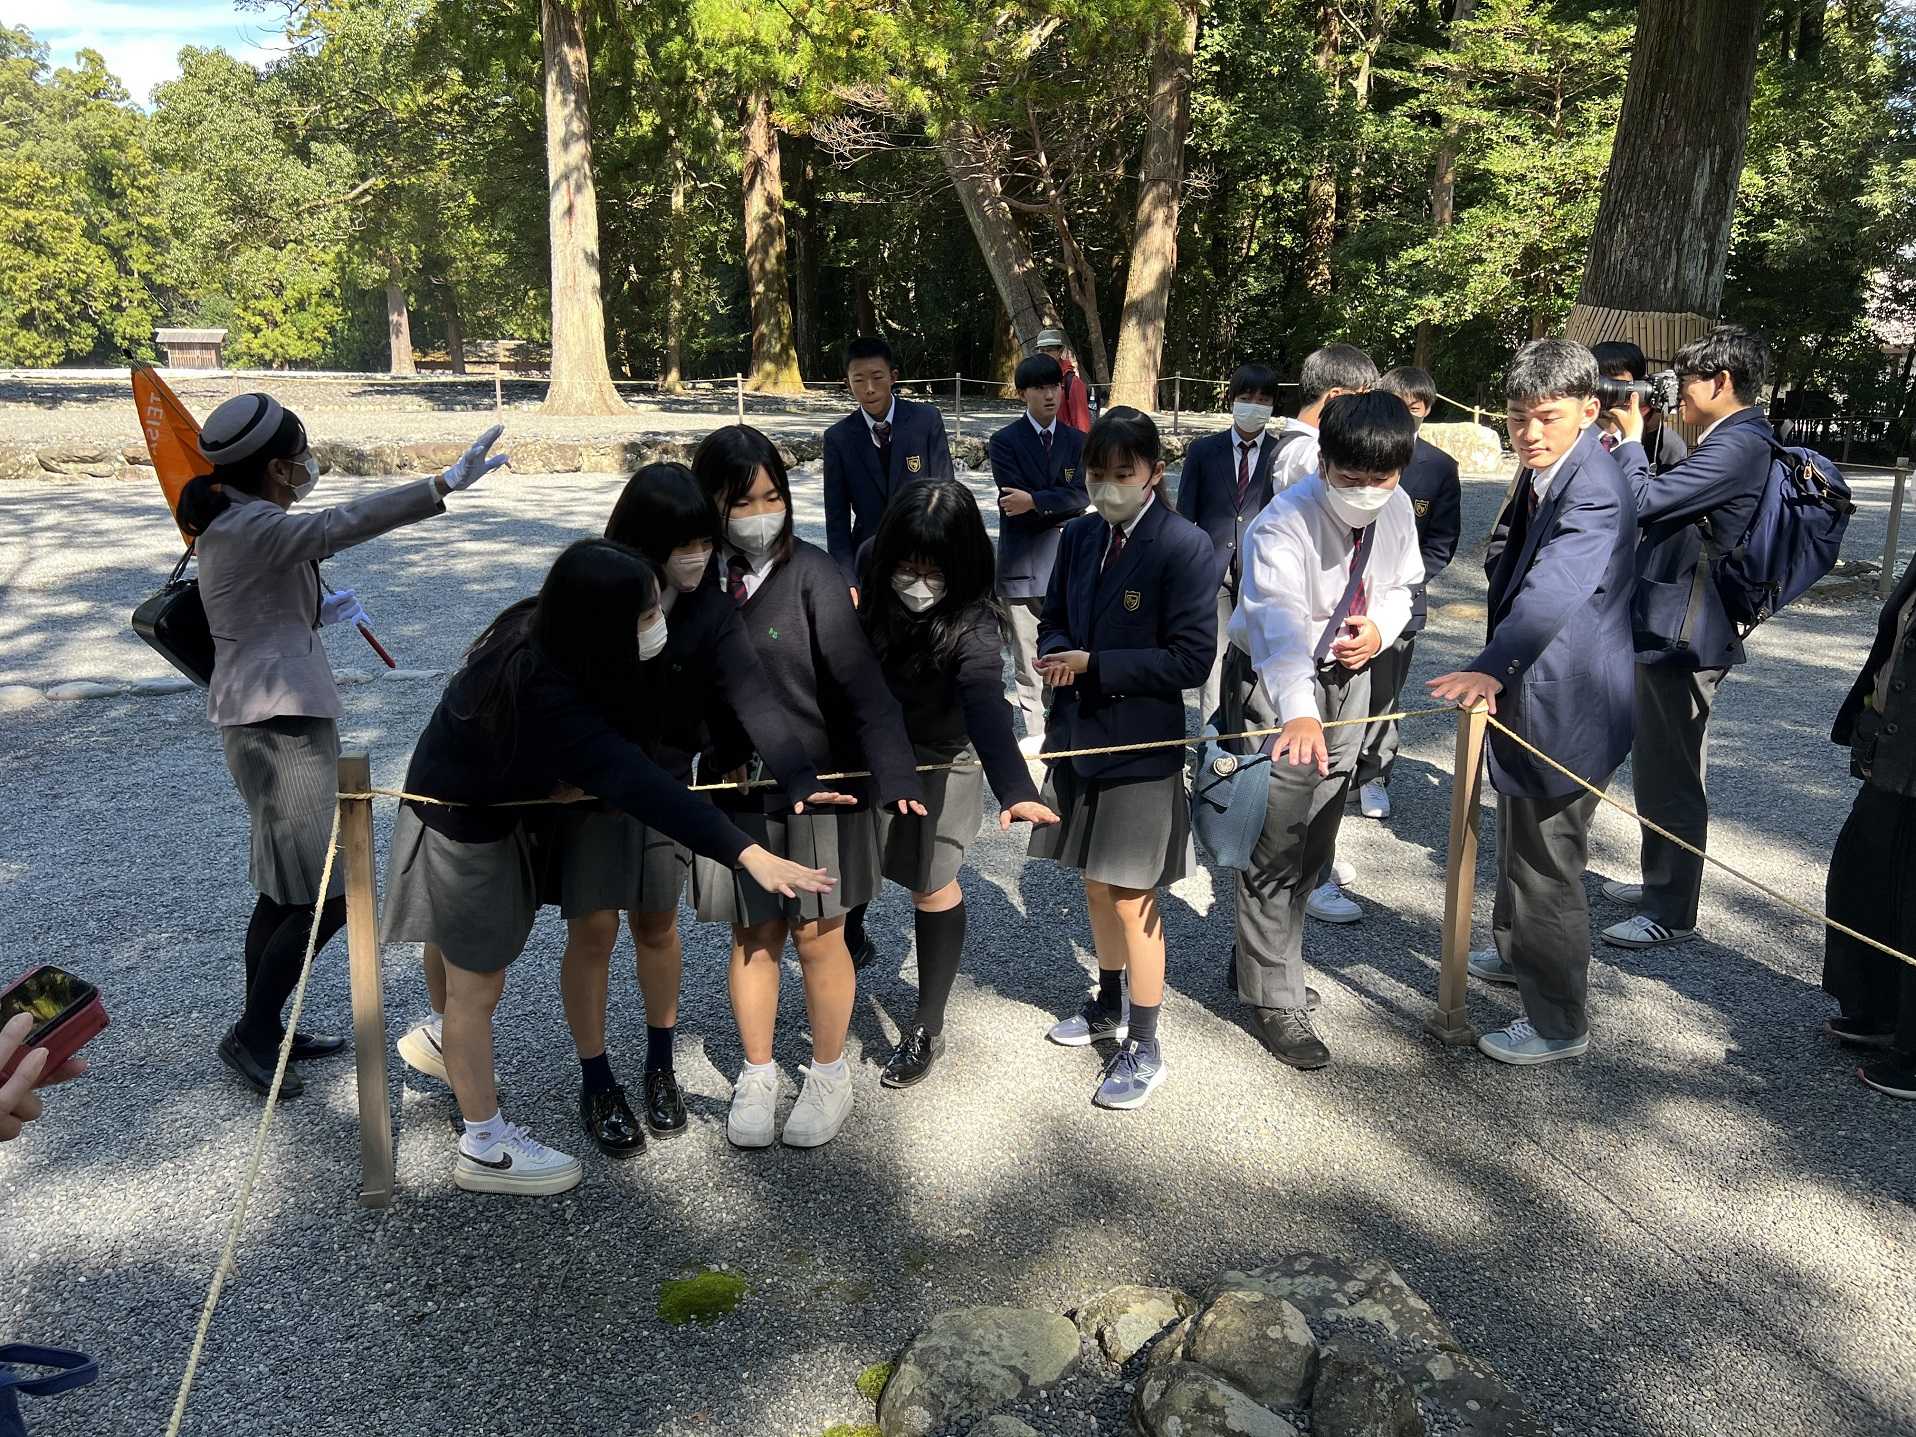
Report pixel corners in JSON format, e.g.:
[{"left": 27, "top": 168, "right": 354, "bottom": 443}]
[
  {"left": 552, "top": 807, "right": 691, "bottom": 919},
  {"left": 874, "top": 745, "right": 985, "bottom": 893},
  {"left": 379, "top": 805, "right": 542, "bottom": 974},
  {"left": 1027, "top": 765, "right": 1194, "bottom": 890},
  {"left": 221, "top": 714, "right": 343, "bottom": 905},
  {"left": 692, "top": 803, "right": 879, "bottom": 927}
]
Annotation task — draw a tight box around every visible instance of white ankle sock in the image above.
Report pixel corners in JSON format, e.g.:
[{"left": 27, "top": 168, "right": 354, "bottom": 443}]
[
  {"left": 740, "top": 1059, "right": 776, "bottom": 1081},
  {"left": 427, "top": 1008, "right": 444, "bottom": 1038},
  {"left": 462, "top": 1109, "right": 508, "bottom": 1154},
  {"left": 809, "top": 1056, "right": 849, "bottom": 1081}
]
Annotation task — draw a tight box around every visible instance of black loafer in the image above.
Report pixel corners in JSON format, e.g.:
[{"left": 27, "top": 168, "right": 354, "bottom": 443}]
[
  {"left": 580, "top": 1084, "right": 646, "bottom": 1157},
  {"left": 289, "top": 1032, "right": 347, "bottom": 1061},
  {"left": 1252, "top": 1007, "right": 1331, "bottom": 1070},
  {"left": 881, "top": 1024, "right": 946, "bottom": 1089},
  {"left": 220, "top": 1027, "right": 303, "bottom": 1098},
  {"left": 643, "top": 1068, "right": 688, "bottom": 1137},
  {"left": 1224, "top": 949, "right": 1318, "bottom": 1009}
]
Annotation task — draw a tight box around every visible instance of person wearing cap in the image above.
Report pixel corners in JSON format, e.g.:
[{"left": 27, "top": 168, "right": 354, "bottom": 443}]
[
  {"left": 1033, "top": 328, "right": 1092, "bottom": 434},
  {"left": 174, "top": 394, "right": 508, "bottom": 1100}
]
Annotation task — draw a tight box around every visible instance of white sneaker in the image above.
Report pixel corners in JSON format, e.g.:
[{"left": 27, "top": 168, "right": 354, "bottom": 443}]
[
  {"left": 1306, "top": 882, "right": 1362, "bottom": 925},
  {"left": 396, "top": 1020, "right": 448, "bottom": 1082},
  {"left": 1358, "top": 782, "right": 1391, "bottom": 819},
  {"left": 453, "top": 1124, "right": 583, "bottom": 1196},
  {"left": 1600, "top": 913, "right": 1697, "bottom": 950},
  {"left": 1601, "top": 880, "right": 1643, "bottom": 905},
  {"left": 1329, "top": 858, "right": 1358, "bottom": 888},
  {"left": 781, "top": 1063, "right": 853, "bottom": 1148},
  {"left": 727, "top": 1065, "right": 779, "bottom": 1148}
]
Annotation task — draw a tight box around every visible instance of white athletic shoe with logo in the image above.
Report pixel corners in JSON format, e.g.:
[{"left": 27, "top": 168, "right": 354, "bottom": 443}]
[
  {"left": 453, "top": 1125, "right": 583, "bottom": 1196},
  {"left": 396, "top": 1020, "right": 448, "bottom": 1082},
  {"left": 1306, "top": 882, "right": 1362, "bottom": 924},
  {"left": 1600, "top": 880, "right": 1644, "bottom": 906},
  {"left": 781, "top": 1063, "right": 853, "bottom": 1148},
  {"left": 1600, "top": 913, "right": 1697, "bottom": 950},
  {"left": 1358, "top": 782, "right": 1391, "bottom": 819},
  {"left": 728, "top": 1065, "right": 779, "bottom": 1148}
]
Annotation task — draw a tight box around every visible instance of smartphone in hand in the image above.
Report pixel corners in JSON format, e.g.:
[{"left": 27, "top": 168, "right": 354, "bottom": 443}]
[{"left": 0, "top": 966, "right": 108, "bottom": 1081}]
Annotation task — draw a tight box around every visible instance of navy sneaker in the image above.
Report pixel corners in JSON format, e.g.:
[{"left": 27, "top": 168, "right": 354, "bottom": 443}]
[
  {"left": 1092, "top": 1038, "right": 1166, "bottom": 1110},
  {"left": 1047, "top": 997, "right": 1129, "bottom": 1047}
]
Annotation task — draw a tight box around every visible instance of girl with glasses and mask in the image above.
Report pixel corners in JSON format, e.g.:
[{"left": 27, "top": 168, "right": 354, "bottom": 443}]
[
  {"left": 176, "top": 393, "right": 507, "bottom": 1102},
  {"left": 851, "top": 479, "right": 1060, "bottom": 1089},
  {"left": 690, "top": 425, "right": 925, "bottom": 1152},
  {"left": 1027, "top": 406, "right": 1218, "bottom": 1112}
]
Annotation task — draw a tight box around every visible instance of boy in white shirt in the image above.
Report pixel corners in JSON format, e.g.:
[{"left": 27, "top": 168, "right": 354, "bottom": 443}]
[{"left": 1268, "top": 344, "right": 1380, "bottom": 492}]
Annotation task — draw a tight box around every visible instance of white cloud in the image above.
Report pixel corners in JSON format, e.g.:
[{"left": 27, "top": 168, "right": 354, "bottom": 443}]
[{"left": 0, "top": 1, "right": 291, "bottom": 105}]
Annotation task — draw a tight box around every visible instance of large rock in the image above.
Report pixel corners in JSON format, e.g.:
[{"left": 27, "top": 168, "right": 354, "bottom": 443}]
[
  {"left": 1131, "top": 1361, "right": 1300, "bottom": 1437},
  {"left": 1211, "top": 1256, "right": 1462, "bottom": 1356},
  {"left": 1420, "top": 421, "right": 1505, "bottom": 476},
  {"left": 1185, "top": 1288, "right": 1318, "bottom": 1409},
  {"left": 1071, "top": 1284, "right": 1194, "bottom": 1364},
  {"left": 876, "top": 1306, "right": 1080, "bottom": 1437},
  {"left": 1314, "top": 1340, "right": 1424, "bottom": 1437},
  {"left": 0, "top": 684, "right": 42, "bottom": 712},
  {"left": 968, "top": 1419, "right": 1039, "bottom": 1437},
  {"left": 1409, "top": 1352, "right": 1553, "bottom": 1437},
  {"left": 0, "top": 443, "right": 40, "bottom": 480},
  {"left": 36, "top": 444, "right": 120, "bottom": 479},
  {"left": 1146, "top": 1314, "right": 1191, "bottom": 1369}
]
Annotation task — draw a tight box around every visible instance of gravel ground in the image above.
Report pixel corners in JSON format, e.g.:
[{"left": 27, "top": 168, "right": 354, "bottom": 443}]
[{"left": 0, "top": 423, "right": 1912, "bottom": 1437}]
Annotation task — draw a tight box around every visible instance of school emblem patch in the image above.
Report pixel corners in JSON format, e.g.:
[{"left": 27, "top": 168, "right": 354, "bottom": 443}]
[
  {"left": 1413, "top": 499, "right": 1431, "bottom": 517},
  {"left": 906, "top": 454, "right": 923, "bottom": 474},
  {"left": 1123, "top": 590, "right": 1141, "bottom": 612},
  {"left": 1063, "top": 467, "right": 1075, "bottom": 480}
]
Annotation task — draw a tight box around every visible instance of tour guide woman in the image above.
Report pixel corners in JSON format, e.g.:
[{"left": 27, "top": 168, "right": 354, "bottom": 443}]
[{"left": 178, "top": 394, "right": 509, "bottom": 1100}]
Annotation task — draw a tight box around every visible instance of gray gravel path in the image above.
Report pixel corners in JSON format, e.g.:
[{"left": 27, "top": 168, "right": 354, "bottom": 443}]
[{"left": 0, "top": 429, "right": 1911, "bottom": 1437}]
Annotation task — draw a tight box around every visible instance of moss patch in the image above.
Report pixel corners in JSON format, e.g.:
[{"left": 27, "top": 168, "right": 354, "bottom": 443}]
[
  {"left": 818, "top": 1426, "right": 881, "bottom": 1437},
  {"left": 656, "top": 1270, "right": 748, "bottom": 1326},
  {"left": 854, "top": 1360, "right": 894, "bottom": 1404}
]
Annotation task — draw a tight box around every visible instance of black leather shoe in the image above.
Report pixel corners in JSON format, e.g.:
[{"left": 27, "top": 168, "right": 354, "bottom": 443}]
[
  {"left": 849, "top": 935, "right": 879, "bottom": 971},
  {"left": 580, "top": 1084, "right": 645, "bottom": 1158},
  {"left": 643, "top": 1068, "right": 688, "bottom": 1137},
  {"left": 881, "top": 1025, "right": 946, "bottom": 1089},
  {"left": 1225, "top": 949, "right": 1318, "bottom": 1009},
  {"left": 220, "top": 1027, "right": 303, "bottom": 1098},
  {"left": 1252, "top": 1007, "right": 1331, "bottom": 1070},
  {"left": 289, "top": 1032, "right": 346, "bottom": 1061}
]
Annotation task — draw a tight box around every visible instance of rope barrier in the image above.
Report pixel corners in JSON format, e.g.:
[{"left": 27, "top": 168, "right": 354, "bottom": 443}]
[
  {"left": 1433, "top": 392, "right": 1506, "bottom": 422},
  {"left": 165, "top": 805, "right": 343, "bottom": 1437}
]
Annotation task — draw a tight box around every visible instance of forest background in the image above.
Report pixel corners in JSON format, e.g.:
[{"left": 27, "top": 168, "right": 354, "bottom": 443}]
[{"left": 3, "top": 0, "right": 1913, "bottom": 437}]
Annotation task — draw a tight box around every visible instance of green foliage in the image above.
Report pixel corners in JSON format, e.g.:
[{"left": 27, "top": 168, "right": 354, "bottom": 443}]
[
  {"left": 656, "top": 1269, "right": 748, "bottom": 1326},
  {"left": 817, "top": 1425, "right": 881, "bottom": 1437},
  {"left": 854, "top": 1360, "right": 893, "bottom": 1404}
]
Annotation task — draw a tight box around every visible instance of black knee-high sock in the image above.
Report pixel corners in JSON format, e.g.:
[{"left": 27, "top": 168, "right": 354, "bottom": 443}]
[
  {"left": 237, "top": 895, "right": 346, "bottom": 1053},
  {"left": 243, "top": 894, "right": 293, "bottom": 992},
  {"left": 842, "top": 902, "right": 869, "bottom": 955},
  {"left": 908, "top": 902, "right": 967, "bottom": 1036}
]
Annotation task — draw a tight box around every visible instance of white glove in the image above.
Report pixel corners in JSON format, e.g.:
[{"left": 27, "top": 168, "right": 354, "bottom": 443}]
[
  {"left": 319, "top": 588, "right": 370, "bottom": 628},
  {"left": 437, "top": 424, "right": 509, "bottom": 494}
]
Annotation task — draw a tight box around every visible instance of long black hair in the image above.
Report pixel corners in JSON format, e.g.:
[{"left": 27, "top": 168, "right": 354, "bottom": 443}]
[
  {"left": 1083, "top": 405, "right": 1164, "bottom": 490},
  {"left": 453, "top": 539, "right": 661, "bottom": 742},
  {"left": 176, "top": 404, "right": 307, "bottom": 538},
  {"left": 858, "top": 478, "right": 1005, "bottom": 676},
  {"left": 604, "top": 462, "right": 719, "bottom": 568},
  {"left": 690, "top": 425, "right": 794, "bottom": 563}
]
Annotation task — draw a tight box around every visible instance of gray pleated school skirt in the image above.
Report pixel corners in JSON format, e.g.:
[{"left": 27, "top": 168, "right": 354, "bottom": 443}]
[
  {"left": 552, "top": 807, "right": 691, "bottom": 919},
  {"left": 692, "top": 803, "right": 879, "bottom": 927},
  {"left": 875, "top": 746, "right": 985, "bottom": 894},
  {"left": 1027, "top": 764, "right": 1194, "bottom": 890},
  {"left": 379, "top": 804, "right": 542, "bottom": 974},
  {"left": 221, "top": 714, "right": 344, "bottom": 905}
]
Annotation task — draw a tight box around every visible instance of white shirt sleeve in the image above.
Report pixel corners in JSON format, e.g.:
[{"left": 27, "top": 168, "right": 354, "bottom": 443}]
[
  {"left": 1366, "top": 493, "right": 1425, "bottom": 650},
  {"left": 1270, "top": 434, "right": 1319, "bottom": 493},
  {"left": 1234, "top": 508, "right": 1323, "bottom": 724}
]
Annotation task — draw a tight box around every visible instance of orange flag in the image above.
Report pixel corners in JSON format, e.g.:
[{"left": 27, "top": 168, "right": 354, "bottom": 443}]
[{"left": 131, "top": 360, "right": 209, "bottom": 543}]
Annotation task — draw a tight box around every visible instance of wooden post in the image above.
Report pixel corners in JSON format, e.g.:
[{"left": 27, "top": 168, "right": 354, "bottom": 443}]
[
  {"left": 1171, "top": 375, "right": 1181, "bottom": 434},
  {"left": 1427, "top": 704, "right": 1487, "bottom": 1047},
  {"left": 953, "top": 375, "right": 963, "bottom": 445},
  {"left": 337, "top": 754, "right": 394, "bottom": 1208},
  {"left": 735, "top": 373, "right": 745, "bottom": 425},
  {"left": 1880, "top": 455, "right": 1911, "bottom": 600}
]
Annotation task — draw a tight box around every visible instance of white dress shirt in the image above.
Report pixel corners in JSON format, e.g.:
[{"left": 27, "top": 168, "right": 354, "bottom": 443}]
[
  {"left": 1527, "top": 445, "right": 1576, "bottom": 504},
  {"left": 1268, "top": 418, "right": 1320, "bottom": 492},
  {"left": 719, "top": 541, "right": 779, "bottom": 601},
  {"left": 1227, "top": 475, "right": 1425, "bottom": 723},
  {"left": 1028, "top": 413, "right": 1058, "bottom": 443},
  {"left": 862, "top": 398, "right": 898, "bottom": 443}
]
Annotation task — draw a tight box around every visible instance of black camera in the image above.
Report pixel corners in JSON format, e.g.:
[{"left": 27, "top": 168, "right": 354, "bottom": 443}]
[{"left": 1596, "top": 369, "right": 1681, "bottom": 413}]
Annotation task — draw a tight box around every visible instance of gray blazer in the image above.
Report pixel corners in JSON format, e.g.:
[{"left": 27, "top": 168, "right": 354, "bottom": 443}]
[{"left": 196, "top": 479, "right": 445, "bottom": 726}]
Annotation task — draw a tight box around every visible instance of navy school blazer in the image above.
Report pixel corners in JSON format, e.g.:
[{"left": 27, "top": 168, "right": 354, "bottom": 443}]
[
  {"left": 1174, "top": 427, "right": 1281, "bottom": 597},
  {"left": 1037, "top": 497, "right": 1218, "bottom": 782},
  {"left": 988, "top": 417, "right": 1090, "bottom": 601},
  {"left": 1470, "top": 426, "right": 1638, "bottom": 800},
  {"left": 1400, "top": 436, "right": 1463, "bottom": 634},
  {"left": 823, "top": 397, "right": 954, "bottom": 581}
]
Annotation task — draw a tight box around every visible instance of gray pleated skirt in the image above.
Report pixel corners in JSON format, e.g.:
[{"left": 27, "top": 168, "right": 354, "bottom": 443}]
[
  {"left": 221, "top": 714, "right": 344, "bottom": 905},
  {"left": 875, "top": 746, "right": 985, "bottom": 893},
  {"left": 692, "top": 803, "right": 879, "bottom": 927},
  {"left": 552, "top": 807, "right": 691, "bottom": 919},
  {"left": 1027, "top": 765, "right": 1194, "bottom": 890},
  {"left": 379, "top": 804, "right": 542, "bottom": 974}
]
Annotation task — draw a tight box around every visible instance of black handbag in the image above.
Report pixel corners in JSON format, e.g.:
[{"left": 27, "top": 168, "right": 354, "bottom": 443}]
[
  {"left": 131, "top": 547, "right": 214, "bottom": 687},
  {"left": 0, "top": 1345, "right": 97, "bottom": 1437}
]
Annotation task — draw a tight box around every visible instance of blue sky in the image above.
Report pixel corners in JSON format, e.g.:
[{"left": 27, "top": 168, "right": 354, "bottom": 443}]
[{"left": 2, "top": 1, "right": 288, "bottom": 106}]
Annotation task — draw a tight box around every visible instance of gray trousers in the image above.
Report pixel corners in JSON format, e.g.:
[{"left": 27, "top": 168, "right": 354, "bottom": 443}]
[
  {"left": 1353, "top": 632, "right": 1417, "bottom": 789},
  {"left": 1193, "top": 586, "right": 1236, "bottom": 726},
  {"left": 1632, "top": 662, "right": 1728, "bottom": 930},
  {"left": 1004, "top": 596, "right": 1046, "bottom": 740},
  {"left": 1492, "top": 785, "right": 1607, "bottom": 1040},
  {"left": 1233, "top": 664, "right": 1369, "bottom": 1009}
]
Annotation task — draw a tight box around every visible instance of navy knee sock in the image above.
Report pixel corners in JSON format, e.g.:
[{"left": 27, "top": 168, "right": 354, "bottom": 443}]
[
  {"left": 581, "top": 1052, "right": 616, "bottom": 1093},
  {"left": 1096, "top": 967, "right": 1124, "bottom": 1013},
  {"left": 645, "top": 1025, "right": 675, "bottom": 1074}
]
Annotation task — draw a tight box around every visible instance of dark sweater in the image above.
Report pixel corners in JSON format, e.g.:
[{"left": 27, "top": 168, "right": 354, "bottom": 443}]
[
  {"left": 701, "top": 539, "right": 924, "bottom": 809},
  {"left": 405, "top": 648, "right": 751, "bottom": 864},
  {"left": 875, "top": 607, "right": 1042, "bottom": 809}
]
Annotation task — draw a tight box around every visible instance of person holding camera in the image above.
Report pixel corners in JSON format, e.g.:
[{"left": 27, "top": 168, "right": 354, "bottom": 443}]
[
  {"left": 1601, "top": 324, "right": 1776, "bottom": 950},
  {"left": 1593, "top": 341, "right": 1688, "bottom": 473}
]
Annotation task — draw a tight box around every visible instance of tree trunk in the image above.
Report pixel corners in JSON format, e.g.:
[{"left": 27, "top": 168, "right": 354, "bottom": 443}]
[
  {"left": 539, "top": 0, "right": 624, "bottom": 415},
  {"left": 851, "top": 272, "right": 877, "bottom": 339},
  {"left": 788, "top": 132, "right": 819, "bottom": 380},
  {"left": 1303, "top": 2, "right": 1342, "bottom": 296},
  {"left": 987, "top": 299, "right": 1020, "bottom": 397},
  {"left": 1565, "top": 0, "right": 1763, "bottom": 374},
  {"left": 1108, "top": 1, "right": 1198, "bottom": 412},
  {"left": 384, "top": 258, "right": 415, "bottom": 376},
  {"left": 440, "top": 281, "right": 466, "bottom": 374},
  {"left": 662, "top": 137, "right": 685, "bottom": 394},
  {"left": 1414, "top": 0, "right": 1477, "bottom": 370},
  {"left": 740, "top": 92, "right": 804, "bottom": 394},
  {"left": 1023, "top": 101, "right": 1112, "bottom": 385},
  {"left": 940, "top": 115, "right": 1062, "bottom": 351}
]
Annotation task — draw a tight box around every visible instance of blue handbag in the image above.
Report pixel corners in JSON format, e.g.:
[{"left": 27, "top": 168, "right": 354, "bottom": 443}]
[
  {"left": 0, "top": 1346, "right": 97, "bottom": 1437},
  {"left": 1189, "top": 647, "right": 1271, "bottom": 871}
]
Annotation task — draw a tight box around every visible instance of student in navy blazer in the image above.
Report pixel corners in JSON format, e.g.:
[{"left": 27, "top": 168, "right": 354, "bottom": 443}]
[
  {"left": 991, "top": 353, "right": 1090, "bottom": 742},
  {"left": 1176, "top": 362, "right": 1284, "bottom": 724},
  {"left": 1430, "top": 340, "right": 1636, "bottom": 1069},
  {"left": 824, "top": 335, "right": 954, "bottom": 584},
  {"left": 1601, "top": 324, "right": 1777, "bottom": 951},
  {"left": 1028, "top": 408, "right": 1216, "bottom": 1113}
]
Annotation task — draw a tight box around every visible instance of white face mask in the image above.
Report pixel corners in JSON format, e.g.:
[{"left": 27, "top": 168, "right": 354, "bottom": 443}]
[
  {"left": 726, "top": 511, "right": 783, "bottom": 558},
  {"left": 666, "top": 551, "right": 710, "bottom": 593},
  {"left": 892, "top": 572, "right": 946, "bottom": 613},
  {"left": 1089, "top": 481, "right": 1148, "bottom": 527},
  {"left": 637, "top": 615, "right": 668, "bottom": 662},
  {"left": 289, "top": 453, "right": 319, "bottom": 503},
  {"left": 1232, "top": 400, "right": 1274, "bottom": 435},
  {"left": 1323, "top": 478, "right": 1395, "bottom": 529}
]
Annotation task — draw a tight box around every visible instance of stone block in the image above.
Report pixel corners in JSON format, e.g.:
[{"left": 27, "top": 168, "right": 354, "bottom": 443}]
[{"left": 877, "top": 1306, "right": 1080, "bottom": 1437}]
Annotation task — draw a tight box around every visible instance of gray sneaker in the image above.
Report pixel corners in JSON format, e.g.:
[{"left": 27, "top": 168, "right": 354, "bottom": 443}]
[
  {"left": 1466, "top": 948, "right": 1519, "bottom": 986},
  {"left": 1601, "top": 880, "right": 1643, "bottom": 905},
  {"left": 1047, "top": 997, "right": 1130, "bottom": 1047},
  {"left": 1092, "top": 1039, "right": 1166, "bottom": 1110},
  {"left": 1478, "top": 1019, "right": 1588, "bottom": 1067}
]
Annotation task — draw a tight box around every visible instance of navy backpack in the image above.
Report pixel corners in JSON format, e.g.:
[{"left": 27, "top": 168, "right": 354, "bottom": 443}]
[
  {"left": 1712, "top": 436, "right": 1855, "bottom": 634},
  {"left": 0, "top": 1346, "right": 96, "bottom": 1437}
]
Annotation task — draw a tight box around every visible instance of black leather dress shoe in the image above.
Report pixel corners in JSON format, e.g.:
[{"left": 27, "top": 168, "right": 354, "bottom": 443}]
[
  {"left": 643, "top": 1068, "right": 688, "bottom": 1137},
  {"left": 579, "top": 1084, "right": 645, "bottom": 1157},
  {"left": 881, "top": 1025, "right": 946, "bottom": 1089},
  {"left": 1224, "top": 949, "right": 1319, "bottom": 1009},
  {"left": 289, "top": 1032, "right": 346, "bottom": 1061},
  {"left": 1252, "top": 1007, "right": 1331, "bottom": 1070},
  {"left": 220, "top": 1027, "right": 303, "bottom": 1098}
]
